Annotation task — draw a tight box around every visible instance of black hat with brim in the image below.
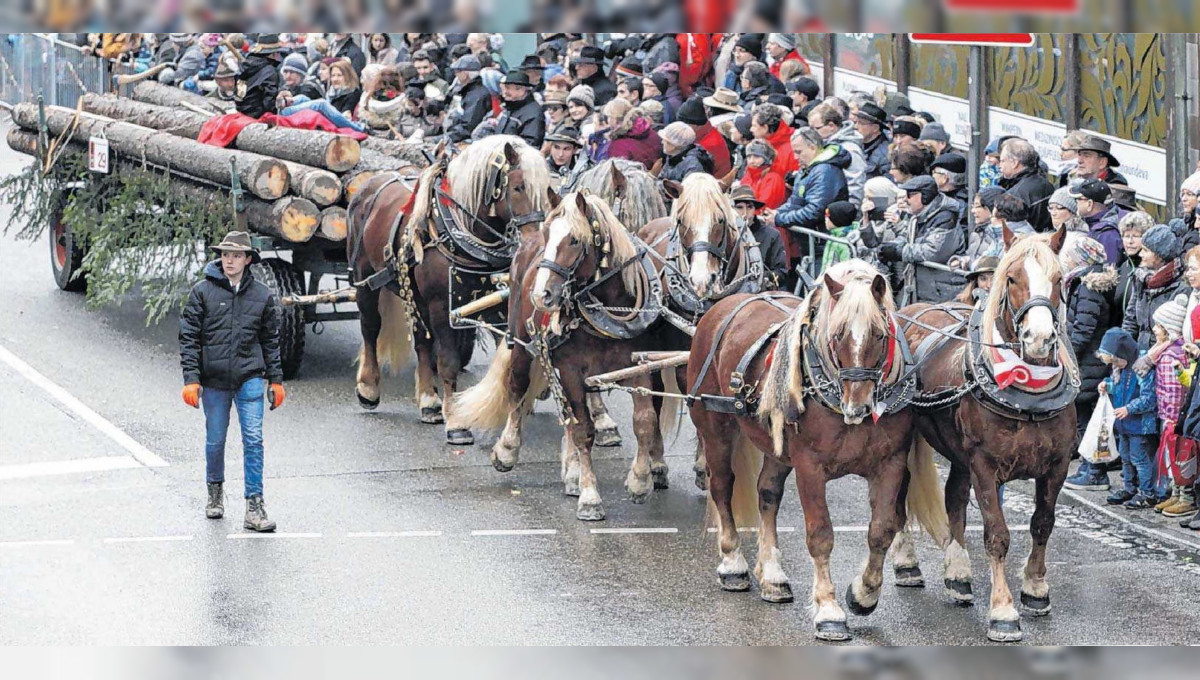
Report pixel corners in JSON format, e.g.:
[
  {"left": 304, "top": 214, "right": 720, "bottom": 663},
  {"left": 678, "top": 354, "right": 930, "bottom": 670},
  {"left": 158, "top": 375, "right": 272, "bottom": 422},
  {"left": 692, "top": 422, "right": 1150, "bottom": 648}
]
[
  {"left": 893, "top": 120, "right": 921, "bottom": 139},
  {"left": 575, "top": 46, "right": 606, "bottom": 66},
  {"left": 730, "top": 185, "right": 765, "bottom": 207},
  {"left": 853, "top": 102, "right": 890, "bottom": 127},
  {"left": 501, "top": 70, "right": 533, "bottom": 87},
  {"left": 519, "top": 55, "right": 545, "bottom": 70},
  {"left": 249, "top": 34, "right": 288, "bottom": 54}
]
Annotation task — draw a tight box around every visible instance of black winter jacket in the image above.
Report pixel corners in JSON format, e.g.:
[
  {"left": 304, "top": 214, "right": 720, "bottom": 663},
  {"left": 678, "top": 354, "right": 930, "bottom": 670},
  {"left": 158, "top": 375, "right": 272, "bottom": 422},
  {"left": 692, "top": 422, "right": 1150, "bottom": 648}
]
[
  {"left": 862, "top": 132, "right": 891, "bottom": 179},
  {"left": 491, "top": 94, "right": 545, "bottom": 147},
  {"left": 235, "top": 54, "right": 280, "bottom": 119},
  {"left": 446, "top": 78, "right": 492, "bottom": 143},
  {"left": 999, "top": 166, "right": 1055, "bottom": 232},
  {"left": 1122, "top": 261, "right": 1188, "bottom": 350},
  {"left": 1066, "top": 265, "right": 1117, "bottom": 402},
  {"left": 750, "top": 218, "right": 789, "bottom": 290},
  {"left": 180, "top": 261, "right": 283, "bottom": 390},
  {"left": 579, "top": 70, "right": 617, "bottom": 108},
  {"left": 659, "top": 144, "right": 714, "bottom": 184}
]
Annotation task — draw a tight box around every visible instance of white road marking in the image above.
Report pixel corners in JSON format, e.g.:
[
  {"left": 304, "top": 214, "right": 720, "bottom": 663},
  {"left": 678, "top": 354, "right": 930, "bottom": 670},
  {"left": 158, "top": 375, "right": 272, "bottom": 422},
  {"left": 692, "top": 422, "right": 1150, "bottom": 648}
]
[
  {"left": 0, "top": 539, "right": 75, "bottom": 548},
  {"left": 0, "top": 455, "right": 142, "bottom": 480},
  {"left": 347, "top": 531, "right": 443, "bottom": 538},
  {"left": 104, "top": 535, "right": 194, "bottom": 544},
  {"left": 590, "top": 527, "right": 678, "bottom": 534},
  {"left": 227, "top": 532, "right": 322, "bottom": 539},
  {"left": 471, "top": 529, "right": 557, "bottom": 536},
  {"left": 1062, "top": 489, "right": 1200, "bottom": 552},
  {"left": 0, "top": 343, "right": 168, "bottom": 468}
]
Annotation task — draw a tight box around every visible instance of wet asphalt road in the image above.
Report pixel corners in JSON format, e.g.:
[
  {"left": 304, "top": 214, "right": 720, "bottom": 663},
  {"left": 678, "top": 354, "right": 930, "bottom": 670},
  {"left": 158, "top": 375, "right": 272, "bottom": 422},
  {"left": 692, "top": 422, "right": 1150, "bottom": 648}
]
[{"left": 2, "top": 129, "right": 1200, "bottom": 646}]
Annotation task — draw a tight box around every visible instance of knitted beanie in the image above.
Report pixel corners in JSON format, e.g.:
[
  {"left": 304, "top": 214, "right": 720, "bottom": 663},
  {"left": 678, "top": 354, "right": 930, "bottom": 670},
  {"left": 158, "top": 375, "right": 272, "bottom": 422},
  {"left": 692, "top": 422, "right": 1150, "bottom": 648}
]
[
  {"left": 660, "top": 121, "right": 695, "bottom": 148},
  {"left": 281, "top": 53, "right": 308, "bottom": 77},
  {"left": 745, "top": 138, "right": 776, "bottom": 164},
  {"left": 567, "top": 84, "right": 595, "bottom": 111},
  {"left": 1142, "top": 224, "right": 1181, "bottom": 262},
  {"left": 1048, "top": 186, "right": 1077, "bottom": 215},
  {"left": 1153, "top": 294, "right": 1189, "bottom": 337}
]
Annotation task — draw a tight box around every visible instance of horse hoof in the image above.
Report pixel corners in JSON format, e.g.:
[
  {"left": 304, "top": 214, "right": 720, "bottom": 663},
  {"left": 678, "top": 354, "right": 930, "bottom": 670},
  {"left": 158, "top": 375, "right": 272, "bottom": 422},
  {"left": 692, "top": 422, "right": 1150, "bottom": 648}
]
[
  {"left": 694, "top": 470, "right": 708, "bottom": 492},
  {"left": 760, "top": 580, "right": 793, "bottom": 603},
  {"left": 446, "top": 428, "right": 474, "bottom": 446},
  {"left": 490, "top": 451, "right": 514, "bottom": 473},
  {"left": 627, "top": 489, "right": 650, "bottom": 504},
  {"left": 1020, "top": 591, "right": 1051, "bottom": 616},
  {"left": 717, "top": 571, "right": 751, "bottom": 592},
  {"left": 420, "top": 407, "right": 444, "bottom": 424},
  {"left": 576, "top": 502, "right": 606, "bottom": 522},
  {"left": 894, "top": 566, "right": 925, "bottom": 588},
  {"left": 814, "top": 620, "right": 852, "bottom": 642},
  {"left": 986, "top": 618, "right": 1023, "bottom": 643},
  {"left": 845, "top": 584, "right": 878, "bottom": 617},
  {"left": 356, "top": 390, "right": 380, "bottom": 410},
  {"left": 594, "top": 427, "right": 622, "bottom": 448},
  {"left": 651, "top": 466, "right": 669, "bottom": 490},
  {"left": 563, "top": 480, "right": 581, "bottom": 497},
  {"left": 945, "top": 579, "right": 974, "bottom": 604}
]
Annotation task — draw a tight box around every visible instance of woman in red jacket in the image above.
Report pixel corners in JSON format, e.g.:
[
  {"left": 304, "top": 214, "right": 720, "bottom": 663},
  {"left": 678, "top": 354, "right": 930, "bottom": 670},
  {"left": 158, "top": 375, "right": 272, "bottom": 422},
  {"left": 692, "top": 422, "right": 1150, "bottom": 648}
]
[{"left": 739, "top": 139, "right": 792, "bottom": 257}]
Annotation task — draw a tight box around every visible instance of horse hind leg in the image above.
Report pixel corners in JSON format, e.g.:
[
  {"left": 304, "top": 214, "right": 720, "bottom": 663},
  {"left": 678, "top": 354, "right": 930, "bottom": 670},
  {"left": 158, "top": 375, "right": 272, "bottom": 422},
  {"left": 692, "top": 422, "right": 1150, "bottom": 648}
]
[
  {"left": 943, "top": 462, "right": 975, "bottom": 604},
  {"left": 414, "top": 336, "right": 442, "bottom": 424},
  {"left": 754, "top": 453, "right": 794, "bottom": 603},
  {"left": 704, "top": 422, "right": 753, "bottom": 592},
  {"left": 354, "top": 286, "right": 383, "bottom": 410},
  {"left": 588, "top": 391, "right": 623, "bottom": 448},
  {"left": 1020, "top": 466, "right": 1067, "bottom": 618},
  {"left": 890, "top": 528, "right": 924, "bottom": 588},
  {"left": 848, "top": 453, "right": 908, "bottom": 618}
]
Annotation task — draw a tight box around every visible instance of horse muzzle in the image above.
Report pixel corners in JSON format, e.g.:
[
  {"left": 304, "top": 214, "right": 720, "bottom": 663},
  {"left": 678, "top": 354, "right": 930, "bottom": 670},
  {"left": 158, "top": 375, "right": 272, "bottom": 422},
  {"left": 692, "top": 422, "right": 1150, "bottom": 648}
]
[
  {"left": 842, "top": 402, "right": 872, "bottom": 425},
  {"left": 531, "top": 287, "right": 562, "bottom": 314}
]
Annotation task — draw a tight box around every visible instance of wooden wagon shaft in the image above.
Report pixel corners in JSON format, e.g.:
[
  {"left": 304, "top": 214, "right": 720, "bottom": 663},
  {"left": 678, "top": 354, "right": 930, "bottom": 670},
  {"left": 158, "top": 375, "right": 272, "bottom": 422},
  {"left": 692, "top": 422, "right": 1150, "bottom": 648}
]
[
  {"left": 130, "top": 80, "right": 231, "bottom": 115},
  {"left": 318, "top": 206, "right": 348, "bottom": 241},
  {"left": 660, "top": 305, "right": 697, "bottom": 337},
  {"left": 630, "top": 351, "right": 691, "bottom": 364},
  {"left": 81, "top": 94, "right": 362, "bottom": 173},
  {"left": 585, "top": 354, "right": 690, "bottom": 388},
  {"left": 114, "top": 63, "right": 171, "bottom": 85},
  {"left": 281, "top": 288, "right": 357, "bottom": 307},
  {"left": 450, "top": 288, "right": 510, "bottom": 321},
  {"left": 12, "top": 103, "right": 288, "bottom": 200},
  {"left": 6, "top": 128, "right": 318, "bottom": 243}
]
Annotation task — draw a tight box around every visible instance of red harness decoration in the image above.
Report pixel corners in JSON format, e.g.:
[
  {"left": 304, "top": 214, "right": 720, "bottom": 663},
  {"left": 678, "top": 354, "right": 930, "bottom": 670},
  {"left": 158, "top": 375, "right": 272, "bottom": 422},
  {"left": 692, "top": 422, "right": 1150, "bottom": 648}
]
[
  {"left": 881, "top": 315, "right": 900, "bottom": 380},
  {"left": 399, "top": 176, "right": 422, "bottom": 216}
]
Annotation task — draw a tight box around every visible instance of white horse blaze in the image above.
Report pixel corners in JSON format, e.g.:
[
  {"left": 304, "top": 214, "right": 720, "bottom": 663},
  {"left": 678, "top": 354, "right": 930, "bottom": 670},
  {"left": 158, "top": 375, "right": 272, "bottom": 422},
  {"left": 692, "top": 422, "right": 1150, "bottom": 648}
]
[
  {"left": 688, "top": 215, "right": 715, "bottom": 293},
  {"left": 1022, "top": 258, "right": 1056, "bottom": 349},
  {"left": 533, "top": 217, "right": 570, "bottom": 300}
]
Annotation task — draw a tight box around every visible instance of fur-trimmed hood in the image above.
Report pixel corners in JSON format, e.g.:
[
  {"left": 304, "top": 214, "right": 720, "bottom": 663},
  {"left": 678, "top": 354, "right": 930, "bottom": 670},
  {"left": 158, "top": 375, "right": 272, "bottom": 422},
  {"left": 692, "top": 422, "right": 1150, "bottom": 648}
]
[{"left": 1082, "top": 266, "right": 1118, "bottom": 293}]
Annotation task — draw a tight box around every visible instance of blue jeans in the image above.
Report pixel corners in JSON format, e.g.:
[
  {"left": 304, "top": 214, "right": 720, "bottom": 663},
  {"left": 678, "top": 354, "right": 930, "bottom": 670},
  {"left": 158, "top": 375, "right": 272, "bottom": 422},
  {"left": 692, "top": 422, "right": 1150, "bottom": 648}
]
[
  {"left": 281, "top": 96, "right": 365, "bottom": 132},
  {"left": 201, "top": 378, "right": 266, "bottom": 498},
  {"left": 1117, "top": 432, "right": 1157, "bottom": 497}
]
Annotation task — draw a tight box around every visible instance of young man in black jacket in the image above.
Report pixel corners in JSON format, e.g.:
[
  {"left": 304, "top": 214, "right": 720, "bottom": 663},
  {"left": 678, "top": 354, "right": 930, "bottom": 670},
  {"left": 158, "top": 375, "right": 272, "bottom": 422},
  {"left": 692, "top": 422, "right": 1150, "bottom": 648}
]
[
  {"left": 179, "top": 232, "right": 284, "bottom": 531},
  {"left": 731, "top": 185, "right": 789, "bottom": 290}
]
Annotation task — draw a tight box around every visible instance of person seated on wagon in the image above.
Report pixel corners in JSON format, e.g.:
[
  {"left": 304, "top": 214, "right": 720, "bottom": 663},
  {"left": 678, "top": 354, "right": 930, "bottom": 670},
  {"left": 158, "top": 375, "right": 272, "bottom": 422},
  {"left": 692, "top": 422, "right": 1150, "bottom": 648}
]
[{"left": 730, "top": 185, "right": 789, "bottom": 290}]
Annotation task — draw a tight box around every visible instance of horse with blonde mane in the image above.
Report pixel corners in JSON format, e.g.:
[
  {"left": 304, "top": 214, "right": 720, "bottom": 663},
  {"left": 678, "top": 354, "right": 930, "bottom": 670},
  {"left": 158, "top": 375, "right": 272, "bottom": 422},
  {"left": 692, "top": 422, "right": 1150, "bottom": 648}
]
[
  {"left": 687, "top": 260, "right": 946, "bottom": 642},
  {"left": 451, "top": 191, "right": 679, "bottom": 521},
  {"left": 893, "top": 225, "right": 1077, "bottom": 643},
  {"left": 346, "top": 136, "right": 553, "bottom": 444}
]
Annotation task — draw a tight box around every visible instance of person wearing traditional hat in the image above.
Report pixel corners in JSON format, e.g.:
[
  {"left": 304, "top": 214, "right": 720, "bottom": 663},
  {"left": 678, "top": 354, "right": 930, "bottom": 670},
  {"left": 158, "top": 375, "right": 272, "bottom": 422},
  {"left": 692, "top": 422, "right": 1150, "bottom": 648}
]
[
  {"left": 676, "top": 96, "right": 732, "bottom": 179},
  {"left": 730, "top": 185, "right": 789, "bottom": 289},
  {"left": 519, "top": 54, "right": 546, "bottom": 93},
  {"left": 614, "top": 55, "right": 644, "bottom": 79},
  {"left": 764, "top": 33, "right": 808, "bottom": 80},
  {"left": 483, "top": 69, "right": 545, "bottom": 147},
  {"left": 545, "top": 124, "right": 590, "bottom": 192},
  {"left": 179, "top": 231, "right": 283, "bottom": 532},
  {"left": 1109, "top": 184, "right": 1138, "bottom": 215},
  {"left": 543, "top": 89, "right": 569, "bottom": 128},
  {"left": 703, "top": 87, "right": 743, "bottom": 117},
  {"left": 446, "top": 54, "right": 491, "bottom": 144},
  {"left": 231, "top": 33, "right": 285, "bottom": 118},
  {"left": 1074, "top": 134, "right": 1130, "bottom": 187},
  {"left": 876, "top": 175, "right": 968, "bottom": 303},
  {"left": 659, "top": 121, "right": 714, "bottom": 184},
  {"left": 1124, "top": 223, "right": 1188, "bottom": 350},
  {"left": 852, "top": 101, "right": 891, "bottom": 180},
  {"left": 956, "top": 255, "right": 1001, "bottom": 305},
  {"left": 211, "top": 53, "right": 242, "bottom": 102},
  {"left": 572, "top": 44, "right": 616, "bottom": 107}
]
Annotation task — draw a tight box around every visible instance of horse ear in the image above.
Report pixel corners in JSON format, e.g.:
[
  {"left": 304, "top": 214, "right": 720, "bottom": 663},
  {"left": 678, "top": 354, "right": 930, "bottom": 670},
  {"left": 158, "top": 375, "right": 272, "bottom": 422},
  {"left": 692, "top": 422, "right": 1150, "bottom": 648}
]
[
  {"left": 609, "top": 161, "right": 627, "bottom": 198},
  {"left": 547, "top": 187, "right": 561, "bottom": 210},
  {"left": 823, "top": 272, "right": 844, "bottom": 299},
  {"left": 662, "top": 179, "right": 683, "bottom": 200},
  {"left": 433, "top": 138, "right": 448, "bottom": 160},
  {"left": 871, "top": 273, "right": 888, "bottom": 302},
  {"left": 1049, "top": 223, "right": 1067, "bottom": 254},
  {"left": 573, "top": 191, "right": 589, "bottom": 216},
  {"left": 503, "top": 142, "right": 521, "bottom": 167},
  {"left": 1002, "top": 222, "right": 1016, "bottom": 249}
]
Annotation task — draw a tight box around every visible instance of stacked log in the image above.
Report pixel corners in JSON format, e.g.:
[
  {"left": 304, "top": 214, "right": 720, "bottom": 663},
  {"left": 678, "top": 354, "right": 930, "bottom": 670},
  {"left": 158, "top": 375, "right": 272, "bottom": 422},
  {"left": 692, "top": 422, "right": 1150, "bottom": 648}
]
[{"left": 130, "top": 81, "right": 232, "bottom": 115}]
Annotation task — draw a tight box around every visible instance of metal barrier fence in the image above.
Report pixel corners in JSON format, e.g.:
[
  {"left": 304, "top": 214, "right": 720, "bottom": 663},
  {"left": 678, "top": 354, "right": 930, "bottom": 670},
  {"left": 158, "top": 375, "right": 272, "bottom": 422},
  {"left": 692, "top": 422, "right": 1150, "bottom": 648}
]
[
  {"left": 788, "top": 226, "right": 859, "bottom": 289},
  {"left": 0, "top": 34, "right": 109, "bottom": 109}
]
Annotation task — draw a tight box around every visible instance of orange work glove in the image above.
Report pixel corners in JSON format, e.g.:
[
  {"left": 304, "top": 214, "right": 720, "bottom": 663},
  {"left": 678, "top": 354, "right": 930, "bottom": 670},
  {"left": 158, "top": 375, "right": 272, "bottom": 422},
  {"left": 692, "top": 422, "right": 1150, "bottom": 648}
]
[
  {"left": 182, "top": 383, "right": 202, "bottom": 409},
  {"left": 268, "top": 383, "right": 285, "bottom": 411}
]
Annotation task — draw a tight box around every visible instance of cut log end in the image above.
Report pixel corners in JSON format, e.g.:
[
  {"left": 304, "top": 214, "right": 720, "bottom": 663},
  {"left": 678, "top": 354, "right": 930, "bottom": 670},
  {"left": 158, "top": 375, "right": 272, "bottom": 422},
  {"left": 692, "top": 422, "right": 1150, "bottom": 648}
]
[
  {"left": 325, "top": 136, "right": 362, "bottom": 172},
  {"left": 279, "top": 200, "right": 321, "bottom": 243},
  {"left": 254, "top": 163, "right": 289, "bottom": 200},
  {"left": 319, "top": 206, "right": 349, "bottom": 241},
  {"left": 343, "top": 171, "right": 379, "bottom": 199}
]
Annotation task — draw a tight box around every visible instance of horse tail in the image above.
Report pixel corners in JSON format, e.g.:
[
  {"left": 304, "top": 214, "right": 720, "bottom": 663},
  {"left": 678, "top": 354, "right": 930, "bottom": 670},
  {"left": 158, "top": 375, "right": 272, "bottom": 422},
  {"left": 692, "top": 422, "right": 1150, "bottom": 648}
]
[
  {"left": 658, "top": 367, "right": 683, "bottom": 442},
  {"left": 376, "top": 290, "right": 413, "bottom": 375},
  {"left": 906, "top": 434, "right": 950, "bottom": 548},
  {"left": 710, "top": 434, "right": 762, "bottom": 530},
  {"left": 451, "top": 343, "right": 517, "bottom": 432}
]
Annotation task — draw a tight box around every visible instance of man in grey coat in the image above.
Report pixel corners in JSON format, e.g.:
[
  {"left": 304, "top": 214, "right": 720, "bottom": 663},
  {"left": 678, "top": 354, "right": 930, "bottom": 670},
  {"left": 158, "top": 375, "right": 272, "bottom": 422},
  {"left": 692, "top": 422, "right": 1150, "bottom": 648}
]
[{"left": 876, "top": 176, "right": 967, "bottom": 303}]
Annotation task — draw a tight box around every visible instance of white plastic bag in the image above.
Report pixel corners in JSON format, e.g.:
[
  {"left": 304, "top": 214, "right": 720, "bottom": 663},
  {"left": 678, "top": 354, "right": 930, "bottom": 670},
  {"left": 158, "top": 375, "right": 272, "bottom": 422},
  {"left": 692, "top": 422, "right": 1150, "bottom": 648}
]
[{"left": 1079, "top": 393, "right": 1118, "bottom": 464}]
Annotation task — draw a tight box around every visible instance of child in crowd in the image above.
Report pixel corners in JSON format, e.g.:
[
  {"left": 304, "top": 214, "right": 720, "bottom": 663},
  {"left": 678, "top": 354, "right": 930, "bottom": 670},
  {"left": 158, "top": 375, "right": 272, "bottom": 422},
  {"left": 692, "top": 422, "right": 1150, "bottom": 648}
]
[
  {"left": 1145, "top": 297, "right": 1192, "bottom": 515},
  {"left": 1097, "top": 328, "right": 1160, "bottom": 508}
]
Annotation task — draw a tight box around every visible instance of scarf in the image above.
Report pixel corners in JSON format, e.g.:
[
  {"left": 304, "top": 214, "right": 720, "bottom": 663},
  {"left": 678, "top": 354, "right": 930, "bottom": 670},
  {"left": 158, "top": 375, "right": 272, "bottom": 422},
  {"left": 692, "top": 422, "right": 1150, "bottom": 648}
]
[{"left": 1141, "top": 259, "right": 1179, "bottom": 290}]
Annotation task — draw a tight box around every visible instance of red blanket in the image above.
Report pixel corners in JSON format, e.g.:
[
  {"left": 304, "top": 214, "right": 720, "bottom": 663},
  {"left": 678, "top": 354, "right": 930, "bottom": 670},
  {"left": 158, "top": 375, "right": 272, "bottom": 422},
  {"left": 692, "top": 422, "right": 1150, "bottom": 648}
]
[{"left": 197, "top": 110, "right": 369, "bottom": 149}]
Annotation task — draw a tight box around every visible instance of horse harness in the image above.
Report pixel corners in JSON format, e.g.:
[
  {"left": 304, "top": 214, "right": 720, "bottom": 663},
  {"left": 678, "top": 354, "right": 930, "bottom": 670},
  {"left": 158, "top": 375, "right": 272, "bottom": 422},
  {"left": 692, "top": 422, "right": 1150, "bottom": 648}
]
[{"left": 646, "top": 221, "right": 765, "bottom": 322}]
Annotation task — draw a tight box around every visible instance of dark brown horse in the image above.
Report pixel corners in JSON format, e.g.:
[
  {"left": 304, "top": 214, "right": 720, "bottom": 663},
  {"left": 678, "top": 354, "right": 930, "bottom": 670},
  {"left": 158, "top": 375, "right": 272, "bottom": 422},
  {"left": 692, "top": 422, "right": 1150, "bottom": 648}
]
[
  {"left": 451, "top": 191, "right": 677, "bottom": 520},
  {"left": 639, "top": 172, "right": 765, "bottom": 490},
  {"left": 688, "top": 260, "right": 947, "bottom": 642},
  {"left": 894, "top": 225, "right": 1076, "bottom": 643},
  {"left": 346, "top": 136, "right": 553, "bottom": 444}
]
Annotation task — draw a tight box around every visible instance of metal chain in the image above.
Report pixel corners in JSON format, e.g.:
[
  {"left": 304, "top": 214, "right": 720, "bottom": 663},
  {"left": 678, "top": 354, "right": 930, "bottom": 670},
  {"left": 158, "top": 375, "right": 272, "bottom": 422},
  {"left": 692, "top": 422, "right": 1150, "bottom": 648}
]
[
  {"left": 528, "top": 321, "right": 577, "bottom": 427},
  {"left": 394, "top": 244, "right": 428, "bottom": 340},
  {"left": 909, "top": 381, "right": 977, "bottom": 410}
]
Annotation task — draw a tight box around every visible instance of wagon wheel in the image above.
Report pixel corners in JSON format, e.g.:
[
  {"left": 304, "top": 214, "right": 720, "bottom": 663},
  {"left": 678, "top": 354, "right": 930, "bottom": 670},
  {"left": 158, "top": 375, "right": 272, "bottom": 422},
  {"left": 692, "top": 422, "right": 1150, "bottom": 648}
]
[
  {"left": 49, "top": 192, "right": 87, "bottom": 292},
  {"left": 253, "top": 257, "right": 306, "bottom": 380}
]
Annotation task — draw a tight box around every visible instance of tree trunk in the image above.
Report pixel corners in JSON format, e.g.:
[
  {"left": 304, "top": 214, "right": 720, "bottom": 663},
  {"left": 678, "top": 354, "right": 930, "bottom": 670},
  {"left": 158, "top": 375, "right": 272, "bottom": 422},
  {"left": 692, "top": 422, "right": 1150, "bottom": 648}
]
[
  {"left": 12, "top": 103, "right": 288, "bottom": 200},
  {"left": 130, "top": 81, "right": 232, "bottom": 115},
  {"left": 280, "top": 160, "right": 342, "bottom": 206},
  {"left": 7, "top": 129, "right": 317, "bottom": 243},
  {"left": 342, "top": 170, "right": 380, "bottom": 200},
  {"left": 359, "top": 136, "right": 428, "bottom": 165},
  {"left": 319, "top": 206, "right": 348, "bottom": 241},
  {"left": 82, "top": 93, "right": 362, "bottom": 172}
]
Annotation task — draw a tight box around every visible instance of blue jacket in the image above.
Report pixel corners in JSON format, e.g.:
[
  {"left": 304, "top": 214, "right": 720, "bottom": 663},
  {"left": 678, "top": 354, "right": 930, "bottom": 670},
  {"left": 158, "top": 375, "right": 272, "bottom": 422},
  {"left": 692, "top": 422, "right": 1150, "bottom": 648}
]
[
  {"left": 774, "top": 144, "right": 851, "bottom": 231},
  {"left": 1099, "top": 328, "right": 1158, "bottom": 435}
]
